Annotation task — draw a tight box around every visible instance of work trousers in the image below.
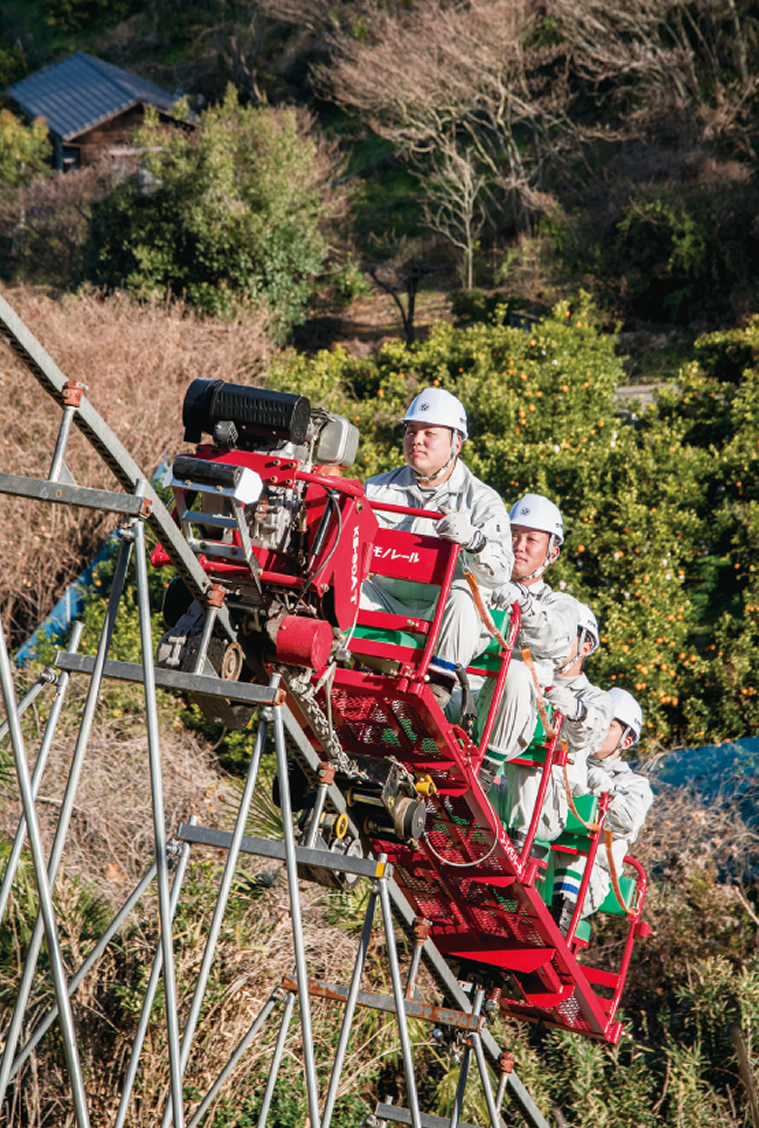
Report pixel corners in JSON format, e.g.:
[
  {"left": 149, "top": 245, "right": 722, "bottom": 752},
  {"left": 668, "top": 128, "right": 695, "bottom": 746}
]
[{"left": 360, "top": 577, "right": 488, "bottom": 672}]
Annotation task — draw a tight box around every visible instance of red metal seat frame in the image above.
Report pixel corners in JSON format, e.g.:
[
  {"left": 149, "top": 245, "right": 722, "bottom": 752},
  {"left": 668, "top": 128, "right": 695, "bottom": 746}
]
[{"left": 310, "top": 502, "right": 650, "bottom": 1043}]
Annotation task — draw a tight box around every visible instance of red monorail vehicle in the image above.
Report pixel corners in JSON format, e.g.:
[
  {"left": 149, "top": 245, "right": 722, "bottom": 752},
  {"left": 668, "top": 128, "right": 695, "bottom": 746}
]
[{"left": 151, "top": 379, "right": 650, "bottom": 1045}]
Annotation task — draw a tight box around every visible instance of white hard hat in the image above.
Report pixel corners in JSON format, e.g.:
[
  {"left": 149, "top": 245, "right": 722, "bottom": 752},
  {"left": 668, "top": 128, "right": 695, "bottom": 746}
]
[
  {"left": 509, "top": 493, "right": 564, "bottom": 545},
  {"left": 403, "top": 387, "right": 468, "bottom": 440},
  {"left": 576, "top": 602, "right": 599, "bottom": 654},
  {"left": 608, "top": 687, "right": 643, "bottom": 745}
]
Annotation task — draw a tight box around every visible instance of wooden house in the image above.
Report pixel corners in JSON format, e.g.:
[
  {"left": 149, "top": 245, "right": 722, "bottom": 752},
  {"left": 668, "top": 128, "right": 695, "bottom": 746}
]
[{"left": 6, "top": 50, "right": 186, "bottom": 173}]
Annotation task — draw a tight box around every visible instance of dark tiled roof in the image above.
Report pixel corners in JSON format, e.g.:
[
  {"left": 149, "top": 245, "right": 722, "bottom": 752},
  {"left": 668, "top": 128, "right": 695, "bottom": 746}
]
[{"left": 6, "top": 50, "right": 177, "bottom": 141}]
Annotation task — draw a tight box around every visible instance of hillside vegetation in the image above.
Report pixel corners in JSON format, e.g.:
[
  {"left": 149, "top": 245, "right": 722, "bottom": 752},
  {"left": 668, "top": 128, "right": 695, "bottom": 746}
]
[
  {"left": 2, "top": 285, "right": 759, "bottom": 1126},
  {"left": 2, "top": 0, "right": 759, "bottom": 1124}
]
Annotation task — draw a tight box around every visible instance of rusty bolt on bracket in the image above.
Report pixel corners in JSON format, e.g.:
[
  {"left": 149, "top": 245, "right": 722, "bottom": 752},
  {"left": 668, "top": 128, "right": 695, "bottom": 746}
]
[{"left": 499, "top": 1050, "right": 516, "bottom": 1075}]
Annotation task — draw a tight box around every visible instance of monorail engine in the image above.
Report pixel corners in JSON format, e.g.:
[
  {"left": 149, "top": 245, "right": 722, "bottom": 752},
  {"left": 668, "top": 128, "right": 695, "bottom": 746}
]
[
  {"left": 155, "top": 378, "right": 376, "bottom": 692},
  {"left": 153, "top": 378, "right": 427, "bottom": 855}
]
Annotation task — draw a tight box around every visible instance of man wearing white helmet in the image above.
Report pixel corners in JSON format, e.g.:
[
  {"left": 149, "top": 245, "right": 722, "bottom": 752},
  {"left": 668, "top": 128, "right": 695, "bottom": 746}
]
[
  {"left": 361, "top": 387, "right": 513, "bottom": 703},
  {"left": 544, "top": 604, "right": 615, "bottom": 795},
  {"left": 549, "top": 687, "right": 653, "bottom": 935},
  {"left": 477, "top": 492, "right": 581, "bottom": 781},
  {"left": 489, "top": 601, "right": 613, "bottom": 848}
]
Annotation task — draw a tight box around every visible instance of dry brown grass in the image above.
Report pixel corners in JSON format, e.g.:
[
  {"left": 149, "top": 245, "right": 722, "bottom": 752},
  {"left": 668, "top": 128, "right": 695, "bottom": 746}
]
[
  {"left": 1, "top": 676, "right": 230, "bottom": 900},
  {"left": 635, "top": 767, "right": 759, "bottom": 885},
  {"left": 0, "top": 285, "right": 273, "bottom": 645},
  {"left": 1, "top": 668, "right": 407, "bottom": 1125}
]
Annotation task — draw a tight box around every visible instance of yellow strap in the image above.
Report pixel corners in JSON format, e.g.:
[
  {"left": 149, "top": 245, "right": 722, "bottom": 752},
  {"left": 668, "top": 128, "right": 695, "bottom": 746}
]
[
  {"left": 463, "top": 570, "right": 512, "bottom": 652},
  {"left": 604, "top": 827, "right": 634, "bottom": 917},
  {"left": 562, "top": 755, "right": 599, "bottom": 832}
]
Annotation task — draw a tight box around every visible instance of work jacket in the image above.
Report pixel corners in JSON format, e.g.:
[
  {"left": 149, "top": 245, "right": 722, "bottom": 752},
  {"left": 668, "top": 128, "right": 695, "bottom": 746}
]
[
  {"left": 586, "top": 757, "right": 654, "bottom": 844},
  {"left": 546, "top": 671, "right": 614, "bottom": 795},
  {"left": 501, "top": 580, "right": 580, "bottom": 688},
  {"left": 364, "top": 461, "right": 513, "bottom": 604}
]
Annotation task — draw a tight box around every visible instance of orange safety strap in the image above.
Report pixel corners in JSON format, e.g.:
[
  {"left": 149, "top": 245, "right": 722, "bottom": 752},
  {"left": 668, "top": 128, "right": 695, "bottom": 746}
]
[
  {"left": 605, "top": 827, "right": 635, "bottom": 917},
  {"left": 562, "top": 755, "right": 599, "bottom": 832},
  {"left": 521, "top": 645, "right": 555, "bottom": 739},
  {"left": 463, "top": 570, "right": 512, "bottom": 652}
]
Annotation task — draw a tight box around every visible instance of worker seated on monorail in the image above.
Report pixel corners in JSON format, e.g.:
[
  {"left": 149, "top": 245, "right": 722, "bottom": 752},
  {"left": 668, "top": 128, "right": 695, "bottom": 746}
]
[
  {"left": 488, "top": 602, "right": 612, "bottom": 852},
  {"left": 549, "top": 688, "right": 653, "bottom": 935},
  {"left": 544, "top": 603, "right": 614, "bottom": 798},
  {"left": 477, "top": 493, "right": 580, "bottom": 777},
  {"left": 361, "top": 388, "right": 513, "bottom": 706}
]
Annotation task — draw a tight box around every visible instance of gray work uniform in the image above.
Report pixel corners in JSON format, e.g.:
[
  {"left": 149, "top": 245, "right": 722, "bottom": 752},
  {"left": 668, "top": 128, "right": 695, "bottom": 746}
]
[
  {"left": 553, "top": 757, "right": 653, "bottom": 916},
  {"left": 551, "top": 673, "right": 615, "bottom": 796},
  {"left": 484, "top": 587, "right": 586, "bottom": 840},
  {"left": 480, "top": 580, "right": 580, "bottom": 763},
  {"left": 361, "top": 461, "right": 513, "bottom": 674}
]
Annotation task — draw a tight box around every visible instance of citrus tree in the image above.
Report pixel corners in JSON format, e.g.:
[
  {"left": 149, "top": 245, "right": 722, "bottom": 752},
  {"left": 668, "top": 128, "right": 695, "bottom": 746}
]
[
  {"left": 272, "top": 298, "right": 757, "bottom": 749},
  {"left": 0, "top": 111, "right": 51, "bottom": 188}
]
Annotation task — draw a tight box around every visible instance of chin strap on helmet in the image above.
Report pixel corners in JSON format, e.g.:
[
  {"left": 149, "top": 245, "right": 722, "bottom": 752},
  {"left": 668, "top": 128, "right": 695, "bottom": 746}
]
[
  {"left": 516, "top": 533, "right": 560, "bottom": 584},
  {"left": 411, "top": 429, "right": 460, "bottom": 484},
  {"left": 554, "top": 624, "right": 591, "bottom": 676},
  {"left": 554, "top": 651, "right": 577, "bottom": 678},
  {"left": 614, "top": 724, "right": 631, "bottom": 754}
]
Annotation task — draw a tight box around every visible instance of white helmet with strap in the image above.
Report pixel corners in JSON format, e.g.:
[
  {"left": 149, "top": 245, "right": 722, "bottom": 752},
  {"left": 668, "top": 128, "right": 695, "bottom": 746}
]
[
  {"left": 554, "top": 600, "right": 600, "bottom": 676},
  {"left": 509, "top": 493, "right": 564, "bottom": 581},
  {"left": 509, "top": 493, "right": 564, "bottom": 544},
  {"left": 403, "top": 387, "right": 468, "bottom": 440},
  {"left": 608, "top": 687, "right": 643, "bottom": 746},
  {"left": 576, "top": 602, "right": 600, "bottom": 655}
]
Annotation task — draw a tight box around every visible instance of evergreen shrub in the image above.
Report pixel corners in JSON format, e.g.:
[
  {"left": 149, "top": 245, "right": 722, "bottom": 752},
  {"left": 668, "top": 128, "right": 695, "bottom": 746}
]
[
  {"left": 272, "top": 298, "right": 759, "bottom": 748},
  {"left": 86, "top": 89, "right": 330, "bottom": 340}
]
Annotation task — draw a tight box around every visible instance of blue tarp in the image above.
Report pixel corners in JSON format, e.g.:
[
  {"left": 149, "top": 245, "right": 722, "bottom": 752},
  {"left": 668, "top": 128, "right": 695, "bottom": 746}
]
[
  {"left": 644, "top": 738, "right": 759, "bottom": 806},
  {"left": 14, "top": 529, "right": 124, "bottom": 666}
]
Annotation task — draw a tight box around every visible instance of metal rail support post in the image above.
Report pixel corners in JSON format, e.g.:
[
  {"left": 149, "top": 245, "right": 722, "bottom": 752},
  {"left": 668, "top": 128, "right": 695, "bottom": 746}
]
[
  {"left": 0, "top": 621, "right": 90, "bottom": 1128},
  {"left": 132, "top": 516, "right": 185, "bottom": 1128}
]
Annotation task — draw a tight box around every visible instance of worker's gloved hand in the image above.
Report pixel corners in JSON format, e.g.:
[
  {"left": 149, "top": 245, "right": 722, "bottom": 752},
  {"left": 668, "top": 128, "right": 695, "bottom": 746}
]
[
  {"left": 436, "top": 509, "right": 484, "bottom": 551},
  {"left": 493, "top": 581, "right": 530, "bottom": 609},
  {"left": 545, "top": 685, "right": 586, "bottom": 722}
]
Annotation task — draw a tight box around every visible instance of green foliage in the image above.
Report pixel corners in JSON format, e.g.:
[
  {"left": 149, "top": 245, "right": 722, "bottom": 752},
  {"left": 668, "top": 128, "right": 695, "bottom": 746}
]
[
  {"left": 0, "top": 110, "right": 51, "bottom": 187},
  {"left": 548, "top": 179, "right": 759, "bottom": 329},
  {"left": 330, "top": 253, "right": 372, "bottom": 308},
  {"left": 209, "top": 1077, "right": 369, "bottom": 1127},
  {"left": 693, "top": 315, "right": 759, "bottom": 383},
  {"left": 0, "top": 44, "right": 27, "bottom": 88},
  {"left": 41, "top": 0, "right": 144, "bottom": 33},
  {"left": 613, "top": 197, "right": 713, "bottom": 323},
  {"left": 447, "top": 287, "right": 515, "bottom": 323},
  {"left": 543, "top": 1033, "right": 660, "bottom": 1127},
  {"left": 85, "top": 89, "right": 329, "bottom": 339},
  {"left": 271, "top": 299, "right": 759, "bottom": 748}
]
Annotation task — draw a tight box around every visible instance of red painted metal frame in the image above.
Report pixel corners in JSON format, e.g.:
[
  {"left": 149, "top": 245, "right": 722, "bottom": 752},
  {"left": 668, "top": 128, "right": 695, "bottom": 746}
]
[
  {"left": 321, "top": 667, "right": 628, "bottom": 1042},
  {"left": 151, "top": 443, "right": 650, "bottom": 1045},
  {"left": 332, "top": 511, "right": 649, "bottom": 1042},
  {"left": 416, "top": 541, "right": 460, "bottom": 681},
  {"left": 553, "top": 793, "right": 610, "bottom": 947},
  {"left": 350, "top": 514, "right": 461, "bottom": 683},
  {"left": 323, "top": 673, "right": 643, "bottom": 1043},
  {"left": 368, "top": 500, "right": 446, "bottom": 523},
  {"left": 473, "top": 603, "right": 521, "bottom": 756}
]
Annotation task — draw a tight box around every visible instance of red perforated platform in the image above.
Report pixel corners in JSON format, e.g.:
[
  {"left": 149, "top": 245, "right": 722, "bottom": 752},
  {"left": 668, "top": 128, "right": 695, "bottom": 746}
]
[{"left": 290, "top": 666, "right": 641, "bottom": 1045}]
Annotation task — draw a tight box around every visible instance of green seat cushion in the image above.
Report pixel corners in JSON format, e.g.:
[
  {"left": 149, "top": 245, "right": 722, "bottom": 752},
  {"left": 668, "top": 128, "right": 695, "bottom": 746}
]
[
  {"left": 353, "top": 608, "right": 515, "bottom": 673},
  {"left": 563, "top": 794, "right": 599, "bottom": 836},
  {"left": 598, "top": 873, "right": 636, "bottom": 916},
  {"left": 352, "top": 625, "right": 421, "bottom": 649},
  {"left": 468, "top": 608, "right": 514, "bottom": 673}
]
